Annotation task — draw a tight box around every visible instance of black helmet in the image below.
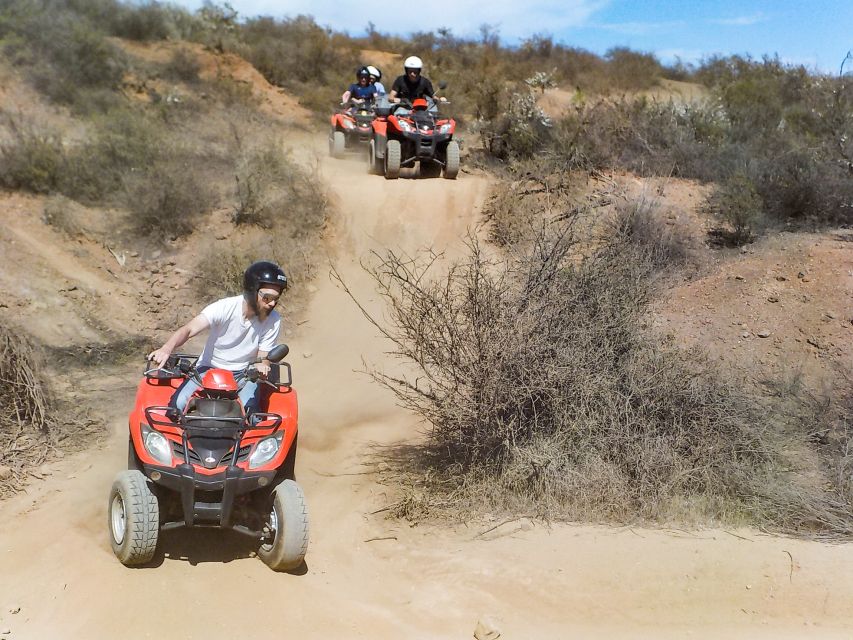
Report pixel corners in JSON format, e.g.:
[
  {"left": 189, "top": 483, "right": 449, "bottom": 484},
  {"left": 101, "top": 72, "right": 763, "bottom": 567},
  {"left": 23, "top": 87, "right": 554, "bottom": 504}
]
[
  {"left": 356, "top": 66, "right": 370, "bottom": 80},
  {"left": 243, "top": 261, "right": 287, "bottom": 312}
]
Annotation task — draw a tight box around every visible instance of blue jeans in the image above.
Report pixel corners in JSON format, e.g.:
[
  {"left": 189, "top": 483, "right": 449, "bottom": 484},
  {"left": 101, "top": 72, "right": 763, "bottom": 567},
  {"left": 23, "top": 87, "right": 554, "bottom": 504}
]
[{"left": 170, "top": 366, "right": 261, "bottom": 415}]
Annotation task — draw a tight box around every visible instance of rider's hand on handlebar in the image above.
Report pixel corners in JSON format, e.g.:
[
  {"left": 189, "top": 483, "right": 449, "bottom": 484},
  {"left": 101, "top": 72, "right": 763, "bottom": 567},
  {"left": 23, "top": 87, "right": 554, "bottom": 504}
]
[
  {"left": 255, "top": 362, "right": 271, "bottom": 378},
  {"left": 147, "top": 348, "right": 172, "bottom": 369}
]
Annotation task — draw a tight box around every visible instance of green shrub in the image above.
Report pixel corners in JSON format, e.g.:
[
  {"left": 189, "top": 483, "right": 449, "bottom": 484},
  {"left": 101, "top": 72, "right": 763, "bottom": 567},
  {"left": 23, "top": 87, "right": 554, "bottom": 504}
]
[
  {"left": 233, "top": 141, "right": 328, "bottom": 234},
  {"left": 42, "top": 195, "right": 85, "bottom": 237},
  {"left": 706, "top": 174, "right": 765, "bottom": 245},
  {"left": 0, "top": 119, "right": 65, "bottom": 193},
  {"left": 163, "top": 47, "right": 201, "bottom": 83}
]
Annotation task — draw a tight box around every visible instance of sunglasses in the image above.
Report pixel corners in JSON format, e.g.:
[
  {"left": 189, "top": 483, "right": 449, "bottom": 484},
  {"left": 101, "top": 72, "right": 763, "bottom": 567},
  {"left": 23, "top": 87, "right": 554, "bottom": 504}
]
[{"left": 259, "top": 292, "right": 281, "bottom": 304}]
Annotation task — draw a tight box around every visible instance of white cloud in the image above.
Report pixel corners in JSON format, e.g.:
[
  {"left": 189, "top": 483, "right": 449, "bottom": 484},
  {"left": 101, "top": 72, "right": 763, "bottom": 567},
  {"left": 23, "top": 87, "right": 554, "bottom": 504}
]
[
  {"left": 710, "top": 13, "right": 766, "bottom": 26},
  {"left": 594, "top": 20, "right": 685, "bottom": 35},
  {"left": 177, "top": 0, "right": 610, "bottom": 40}
]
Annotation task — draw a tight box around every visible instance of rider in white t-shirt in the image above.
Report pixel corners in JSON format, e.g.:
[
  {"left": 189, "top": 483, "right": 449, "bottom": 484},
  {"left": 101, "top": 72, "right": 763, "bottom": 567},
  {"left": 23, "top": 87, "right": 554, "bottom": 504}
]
[{"left": 148, "top": 261, "right": 287, "bottom": 414}]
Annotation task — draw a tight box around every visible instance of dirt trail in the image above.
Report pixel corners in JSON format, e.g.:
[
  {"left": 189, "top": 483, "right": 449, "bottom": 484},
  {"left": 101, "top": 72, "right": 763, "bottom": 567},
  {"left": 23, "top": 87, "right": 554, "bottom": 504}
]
[{"left": 1, "top": 140, "right": 853, "bottom": 639}]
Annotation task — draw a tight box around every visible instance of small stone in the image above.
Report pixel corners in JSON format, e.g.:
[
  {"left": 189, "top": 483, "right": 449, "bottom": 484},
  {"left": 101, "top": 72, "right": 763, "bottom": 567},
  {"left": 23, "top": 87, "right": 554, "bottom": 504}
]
[
  {"left": 0, "top": 465, "right": 12, "bottom": 480},
  {"left": 1, "top": 628, "right": 10, "bottom": 636},
  {"left": 801, "top": 277, "right": 811, "bottom": 283},
  {"left": 474, "top": 616, "right": 501, "bottom": 640},
  {"left": 797, "top": 271, "right": 807, "bottom": 279},
  {"left": 741, "top": 332, "right": 750, "bottom": 338},
  {"left": 215, "top": 234, "right": 228, "bottom": 240},
  {"left": 757, "top": 330, "right": 771, "bottom": 338},
  {"left": 735, "top": 275, "right": 745, "bottom": 281},
  {"left": 150, "top": 267, "right": 160, "bottom": 274},
  {"left": 9, "top": 606, "right": 20, "bottom": 614},
  {"left": 775, "top": 275, "right": 787, "bottom": 281},
  {"left": 302, "top": 352, "right": 313, "bottom": 359},
  {"left": 807, "top": 337, "right": 822, "bottom": 349},
  {"left": 767, "top": 296, "right": 779, "bottom": 303},
  {"left": 150, "top": 250, "right": 162, "bottom": 259},
  {"left": 746, "top": 584, "right": 752, "bottom": 590},
  {"left": 740, "top": 246, "right": 749, "bottom": 253},
  {"left": 130, "top": 251, "right": 140, "bottom": 258},
  {"left": 824, "top": 312, "right": 836, "bottom": 319}
]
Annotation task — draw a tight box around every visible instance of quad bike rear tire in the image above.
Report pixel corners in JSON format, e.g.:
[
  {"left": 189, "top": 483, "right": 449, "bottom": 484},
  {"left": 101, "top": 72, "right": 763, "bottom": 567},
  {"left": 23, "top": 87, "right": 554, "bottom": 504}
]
[
  {"left": 367, "top": 140, "right": 383, "bottom": 175},
  {"left": 420, "top": 160, "right": 442, "bottom": 178},
  {"left": 443, "top": 141, "right": 460, "bottom": 179},
  {"left": 385, "top": 139, "right": 401, "bottom": 179},
  {"left": 258, "top": 479, "right": 309, "bottom": 571},
  {"left": 109, "top": 470, "right": 159, "bottom": 566},
  {"left": 329, "top": 131, "right": 345, "bottom": 158}
]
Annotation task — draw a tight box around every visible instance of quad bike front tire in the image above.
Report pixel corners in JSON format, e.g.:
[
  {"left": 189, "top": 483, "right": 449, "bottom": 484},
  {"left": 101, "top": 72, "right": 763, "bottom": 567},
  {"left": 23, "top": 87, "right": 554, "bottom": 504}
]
[
  {"left": 443, "top": 141, "right": 460, "bottom": 179},
  {"left": 108, "top": 470, "right": 159, "bottom": 566},
  {"left": 385, "top": 139, "right": 401, "bottom": 179},
  {"left": 258, "top": 479, "right": 309, "bottom": 571},
  {"left": 329, "top": 131, "right": 345, "bottom": 158}
]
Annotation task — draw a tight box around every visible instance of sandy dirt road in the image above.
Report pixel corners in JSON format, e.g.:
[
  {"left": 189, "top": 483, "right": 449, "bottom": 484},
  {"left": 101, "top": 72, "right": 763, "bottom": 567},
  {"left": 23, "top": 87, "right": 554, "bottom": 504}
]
[{"left": 1, "top": 143, "right": 852, "bottom": 639}]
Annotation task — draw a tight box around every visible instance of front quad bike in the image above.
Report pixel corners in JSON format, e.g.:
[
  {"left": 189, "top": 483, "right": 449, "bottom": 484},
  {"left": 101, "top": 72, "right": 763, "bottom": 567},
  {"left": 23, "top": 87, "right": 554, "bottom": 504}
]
[
  {"left": 329, "top": 102, "right": 376, "bottom": 158},
  {"left": 369, "top": 97, "right": 459, "bottom": 180},
  {"left": 108, "top": 344, "right": 309, "bottom": 571}
]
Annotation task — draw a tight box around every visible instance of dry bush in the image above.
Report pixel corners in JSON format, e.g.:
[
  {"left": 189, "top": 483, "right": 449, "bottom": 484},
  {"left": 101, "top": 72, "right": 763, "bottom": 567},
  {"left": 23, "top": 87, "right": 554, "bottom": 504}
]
[
  {"left": 123, "top": 160, "right": 216, "bottom": 239},
  {"left": 349, "top": 195, "right": 853, "bottom": 534},
  {"left": 233, "top": 141, "right": 328, "bottom": 233},
  {"left": 610, "top": 198, "right": 694, "bottom": 270},
  {"left": 42, "top": 195, "right": 86, "bottom": 238}
]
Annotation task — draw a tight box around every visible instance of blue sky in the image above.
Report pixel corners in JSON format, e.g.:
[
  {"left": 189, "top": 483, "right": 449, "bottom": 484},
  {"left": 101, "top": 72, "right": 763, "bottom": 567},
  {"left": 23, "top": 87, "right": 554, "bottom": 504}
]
[{"left": 174, "top": 0, "right": 852, "bottom": 73}]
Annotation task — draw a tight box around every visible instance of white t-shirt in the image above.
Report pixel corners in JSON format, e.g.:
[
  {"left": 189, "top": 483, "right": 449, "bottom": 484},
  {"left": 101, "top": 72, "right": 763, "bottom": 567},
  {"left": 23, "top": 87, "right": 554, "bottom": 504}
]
[{"left": 197, "top": 295, "right": 281, "bottom": 370}]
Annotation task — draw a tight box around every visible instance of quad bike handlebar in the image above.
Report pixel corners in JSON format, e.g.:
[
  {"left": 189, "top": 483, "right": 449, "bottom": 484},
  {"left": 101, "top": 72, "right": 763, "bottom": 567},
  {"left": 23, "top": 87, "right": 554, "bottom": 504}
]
[{"left": 143, "top": 344, "right": 292, "bottom": 388}]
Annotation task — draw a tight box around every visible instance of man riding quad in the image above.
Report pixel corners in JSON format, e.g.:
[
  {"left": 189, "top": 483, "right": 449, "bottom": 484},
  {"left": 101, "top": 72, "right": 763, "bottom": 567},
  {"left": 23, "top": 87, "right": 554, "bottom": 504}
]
[
  {"left": 388, "top": 56, "right": 445, "bottom": 109},
  {"left": 148, "top": 261, "right": 287, "bottom": 416},
  {"left": 341, "top": 66, "right": 377, "bottom": 111}
]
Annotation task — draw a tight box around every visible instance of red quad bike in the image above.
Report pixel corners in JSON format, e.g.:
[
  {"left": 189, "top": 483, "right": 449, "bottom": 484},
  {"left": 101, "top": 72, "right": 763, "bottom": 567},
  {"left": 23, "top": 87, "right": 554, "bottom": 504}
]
[
  {"left": 368, "top": 97, "right": 459, "bottom": 180},
  {"left": 329, "top": 101, "right": 376, "bottom": 158},
  {"left": 108, "top": 344, "right": 308, "bottom": 571}
]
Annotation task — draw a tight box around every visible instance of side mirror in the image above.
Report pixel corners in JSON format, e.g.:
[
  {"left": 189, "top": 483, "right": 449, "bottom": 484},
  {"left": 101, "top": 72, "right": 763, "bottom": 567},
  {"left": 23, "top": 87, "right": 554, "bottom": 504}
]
[
  {"left": 266, "top": 344, "right": 289, "bottom": 363},
  {"left": 438, "top": 81, "right": 448, "bottom": 90}
]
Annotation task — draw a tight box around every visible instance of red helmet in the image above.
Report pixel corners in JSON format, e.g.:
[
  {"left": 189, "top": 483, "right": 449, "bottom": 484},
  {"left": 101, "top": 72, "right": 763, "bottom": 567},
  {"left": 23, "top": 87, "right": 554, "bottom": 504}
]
[
  {"left": 412, "top": 98, "right": 428, "bottom": 111},
  {"left": 201, "top": 369, "right": 238, "bottom": 392}
]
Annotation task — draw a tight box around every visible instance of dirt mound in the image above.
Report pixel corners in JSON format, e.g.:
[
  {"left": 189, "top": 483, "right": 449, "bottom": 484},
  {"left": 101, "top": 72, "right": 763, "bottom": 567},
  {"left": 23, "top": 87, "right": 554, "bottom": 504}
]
[{"left": 116, "top": 39, "right": 311, "bottom": 126}]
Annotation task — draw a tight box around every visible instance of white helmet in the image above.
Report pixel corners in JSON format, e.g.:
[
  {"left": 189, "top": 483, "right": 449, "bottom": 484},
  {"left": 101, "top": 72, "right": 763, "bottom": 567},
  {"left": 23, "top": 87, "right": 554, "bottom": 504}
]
[
  {"left": 403, "top": 56, "right": 423, "bottom": 71},
  {"left": 366, "top": 65, "right": 382, "bottom": 80}
]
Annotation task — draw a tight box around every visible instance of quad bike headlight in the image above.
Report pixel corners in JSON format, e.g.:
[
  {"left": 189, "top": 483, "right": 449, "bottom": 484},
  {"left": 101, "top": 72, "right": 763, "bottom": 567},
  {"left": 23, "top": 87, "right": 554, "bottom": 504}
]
[
  {"left": 438, "top": 123, "right": 453, "bottom": 134},
  {"left": 397, "top": 120, "right": 414, "bottom": 132},
  {"left": 342, "top": 119, "right": 356, "bottom": 129},
  {"left": 249, "top": 432, "right": 284, "bottom": 469},
  {"left": 141, "top": 424, "right": 172, "bottom": 466}
]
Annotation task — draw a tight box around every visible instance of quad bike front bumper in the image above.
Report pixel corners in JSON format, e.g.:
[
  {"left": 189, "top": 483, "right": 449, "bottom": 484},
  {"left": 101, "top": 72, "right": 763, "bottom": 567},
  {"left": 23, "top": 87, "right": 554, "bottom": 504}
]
[{"left": 142, "top": 461, "right": 276, "bottom": 530}]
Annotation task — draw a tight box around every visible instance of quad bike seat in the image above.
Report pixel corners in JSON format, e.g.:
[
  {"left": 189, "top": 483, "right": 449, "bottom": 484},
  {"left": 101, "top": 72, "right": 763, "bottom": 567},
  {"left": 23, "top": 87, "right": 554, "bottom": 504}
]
[{"left": 184, "top": 397, "right": 244, "bottom": 432}]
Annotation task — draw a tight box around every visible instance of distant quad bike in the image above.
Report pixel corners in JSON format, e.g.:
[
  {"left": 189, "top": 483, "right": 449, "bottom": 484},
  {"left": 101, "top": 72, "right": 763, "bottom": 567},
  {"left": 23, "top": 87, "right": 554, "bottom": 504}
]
[
  {"left": 108, "top": 344, "right": 308, "bottom": 571},
  {"left": 329, "top": 102, "right": 376, "bottom": 158},
  {"left": 368, "top": 97, "right": 459, "bottom": 180}
]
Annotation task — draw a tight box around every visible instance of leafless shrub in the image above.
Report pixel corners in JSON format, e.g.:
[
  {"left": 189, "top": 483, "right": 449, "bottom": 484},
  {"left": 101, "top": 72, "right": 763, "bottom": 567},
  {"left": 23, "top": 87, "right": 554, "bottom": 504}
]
[
  {"left": 346, "top": 199, "right": 853, "bottom": 535},
  {"left": 0, "top": 323, "right": 51, "bottom": 436}
]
